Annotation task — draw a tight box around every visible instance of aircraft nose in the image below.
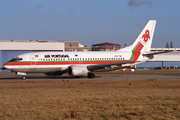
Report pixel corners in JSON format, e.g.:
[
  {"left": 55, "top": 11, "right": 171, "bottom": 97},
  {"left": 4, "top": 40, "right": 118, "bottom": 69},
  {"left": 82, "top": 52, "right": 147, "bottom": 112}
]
[{"left": 3, "top": 63, "right": 11, "bottom": 70}]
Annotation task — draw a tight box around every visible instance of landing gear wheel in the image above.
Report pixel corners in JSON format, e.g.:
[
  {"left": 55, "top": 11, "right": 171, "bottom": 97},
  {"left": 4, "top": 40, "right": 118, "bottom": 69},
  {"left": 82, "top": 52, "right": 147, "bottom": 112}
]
[
  {"left": 88, "top": 73, "right": 95, "bottom": 78},
  {"left": 22, "top": 76, "right": 26, "bottom": 80}
]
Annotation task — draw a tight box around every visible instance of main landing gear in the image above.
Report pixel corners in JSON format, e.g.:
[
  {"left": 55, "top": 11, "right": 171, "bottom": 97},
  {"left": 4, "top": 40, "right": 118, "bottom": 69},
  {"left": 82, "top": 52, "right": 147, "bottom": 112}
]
[{"left": 88, "top": 73, "right": 95, "bottom": 78}]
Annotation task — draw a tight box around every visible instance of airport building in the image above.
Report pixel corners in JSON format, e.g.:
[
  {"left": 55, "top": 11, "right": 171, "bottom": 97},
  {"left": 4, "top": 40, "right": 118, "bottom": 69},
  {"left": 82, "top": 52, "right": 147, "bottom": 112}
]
[
  {"left": 91, "top": 42, "right": 121, "bottom": 51},
  {"left": 64, "top": 41, "right": 91, "bottom": 51},
  {"left": 0, "top": 40, "right": 65, "bottom": 51}
]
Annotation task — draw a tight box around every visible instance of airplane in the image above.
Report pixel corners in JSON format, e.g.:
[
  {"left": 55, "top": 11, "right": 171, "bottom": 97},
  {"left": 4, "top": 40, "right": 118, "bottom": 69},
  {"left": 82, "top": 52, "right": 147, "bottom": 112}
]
[{"left": 4, "top": 20, "right": 162, "bottom": 79}]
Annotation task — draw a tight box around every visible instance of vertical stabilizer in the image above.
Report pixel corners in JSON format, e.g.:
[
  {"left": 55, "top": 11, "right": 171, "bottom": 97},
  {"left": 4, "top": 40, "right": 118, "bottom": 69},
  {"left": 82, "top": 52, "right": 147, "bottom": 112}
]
[{"left": 119, "top": 20, "right": 156, "bottom": 53}]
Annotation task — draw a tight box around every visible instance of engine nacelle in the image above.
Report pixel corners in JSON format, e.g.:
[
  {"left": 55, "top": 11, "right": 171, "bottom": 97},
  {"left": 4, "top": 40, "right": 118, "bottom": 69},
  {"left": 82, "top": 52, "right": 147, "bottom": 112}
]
[{"left": 68, "top": 66, "right": 89, "bottom": 77}]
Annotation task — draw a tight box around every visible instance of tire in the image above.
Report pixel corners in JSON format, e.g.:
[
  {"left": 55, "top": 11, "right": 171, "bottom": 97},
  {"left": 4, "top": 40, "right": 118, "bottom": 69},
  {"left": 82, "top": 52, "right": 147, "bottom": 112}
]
[{"left": 88, "top": 73, "right": 95, "bottom": 78}]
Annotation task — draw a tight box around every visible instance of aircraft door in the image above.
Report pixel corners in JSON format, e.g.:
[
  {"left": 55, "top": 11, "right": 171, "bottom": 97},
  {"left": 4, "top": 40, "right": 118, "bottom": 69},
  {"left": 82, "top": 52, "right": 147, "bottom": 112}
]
[
  {"left": 30, "top": 55, "right": 36, "bottom": 65},
  {"left": 30, "top": 55, "right": 36, "bottom": 72}
]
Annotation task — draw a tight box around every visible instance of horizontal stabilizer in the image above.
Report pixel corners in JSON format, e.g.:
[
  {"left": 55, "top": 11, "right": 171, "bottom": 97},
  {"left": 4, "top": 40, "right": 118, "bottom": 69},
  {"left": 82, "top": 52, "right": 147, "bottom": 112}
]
[
  {"left": 0, "top": 67, "right": 7, "bottom": 70},
  {"left": 142, "top": 51, "right": 172, "bottom": 56}
]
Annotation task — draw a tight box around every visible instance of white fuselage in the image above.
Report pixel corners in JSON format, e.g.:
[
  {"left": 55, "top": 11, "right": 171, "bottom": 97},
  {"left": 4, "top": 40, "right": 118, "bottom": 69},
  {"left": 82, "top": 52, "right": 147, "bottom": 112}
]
[{"left": 4, "top": 51, "right": 148, "bottom": 73}]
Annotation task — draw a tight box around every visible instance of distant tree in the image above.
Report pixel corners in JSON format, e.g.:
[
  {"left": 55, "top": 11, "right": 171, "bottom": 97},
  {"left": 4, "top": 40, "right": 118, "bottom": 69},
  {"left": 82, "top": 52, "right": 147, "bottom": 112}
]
[
  {"left": 166, "top": 42, "right": 169, "bottom": 48},
  {"left": 170, "top": 41, "right": 173, "bottom": 48}
]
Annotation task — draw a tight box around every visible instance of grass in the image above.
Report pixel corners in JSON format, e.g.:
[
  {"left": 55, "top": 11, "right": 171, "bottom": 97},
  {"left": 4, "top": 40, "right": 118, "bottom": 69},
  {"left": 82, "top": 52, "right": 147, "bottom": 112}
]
[{"left": 0, "top": 78, "right": 180, "bottom": 119}]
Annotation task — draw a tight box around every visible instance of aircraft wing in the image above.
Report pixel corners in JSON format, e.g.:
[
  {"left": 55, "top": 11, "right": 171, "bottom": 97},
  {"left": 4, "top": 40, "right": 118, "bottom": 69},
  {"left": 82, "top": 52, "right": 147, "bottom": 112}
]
[{"left": 87, "top": 61, "right": 135, "bottom": 71}]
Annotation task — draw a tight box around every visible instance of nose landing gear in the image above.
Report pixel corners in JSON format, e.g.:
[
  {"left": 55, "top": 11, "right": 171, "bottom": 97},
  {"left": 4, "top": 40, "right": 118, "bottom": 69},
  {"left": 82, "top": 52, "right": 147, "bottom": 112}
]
[
  {"left": 16, "top": 72, "right": 27, "bottom": 80},
  {"left": 22, "top": 76, "right": 26, "bottom": 80}
]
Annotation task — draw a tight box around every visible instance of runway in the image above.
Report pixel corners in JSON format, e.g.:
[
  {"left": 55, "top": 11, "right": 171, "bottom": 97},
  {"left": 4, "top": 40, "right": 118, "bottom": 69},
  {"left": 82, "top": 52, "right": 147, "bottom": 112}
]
[
  {"left": 0, "top": 70, "right": 180, "bottom": 80},
  {"left": 0, "top": 71, "right": 180, "bottom": 119}
]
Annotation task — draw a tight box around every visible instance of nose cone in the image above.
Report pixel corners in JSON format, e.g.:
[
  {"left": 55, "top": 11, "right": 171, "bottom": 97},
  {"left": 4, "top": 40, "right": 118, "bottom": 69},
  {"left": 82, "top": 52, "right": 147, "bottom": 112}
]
[{"left": 3, "top": 62, "right": 11, "bottom": 70}]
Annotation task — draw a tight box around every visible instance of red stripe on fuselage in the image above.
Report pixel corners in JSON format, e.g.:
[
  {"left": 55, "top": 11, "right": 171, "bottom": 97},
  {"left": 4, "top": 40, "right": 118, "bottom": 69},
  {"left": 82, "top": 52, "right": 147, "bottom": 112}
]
[{"left": 4, "top": 60, "right": 130, "bottom": 66}]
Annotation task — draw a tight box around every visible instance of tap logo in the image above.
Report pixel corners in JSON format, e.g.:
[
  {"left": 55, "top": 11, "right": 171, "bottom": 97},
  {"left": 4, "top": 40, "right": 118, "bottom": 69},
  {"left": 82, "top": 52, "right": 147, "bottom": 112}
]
[{"left": 140, "top": 30, "right": 150, "bottom": 45}]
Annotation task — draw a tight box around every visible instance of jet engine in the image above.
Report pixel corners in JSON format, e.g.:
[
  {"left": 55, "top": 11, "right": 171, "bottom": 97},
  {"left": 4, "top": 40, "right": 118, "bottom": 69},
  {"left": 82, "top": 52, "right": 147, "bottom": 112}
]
[{"left": 68, "top": 66, "right": 89, "bottom": 77}]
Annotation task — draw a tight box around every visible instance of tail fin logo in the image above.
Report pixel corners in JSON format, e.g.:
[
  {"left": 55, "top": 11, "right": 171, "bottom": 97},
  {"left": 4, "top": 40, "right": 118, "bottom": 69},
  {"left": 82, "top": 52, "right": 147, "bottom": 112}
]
[{"left": 140, "top": 30, "right": 150, "bottom": 45}]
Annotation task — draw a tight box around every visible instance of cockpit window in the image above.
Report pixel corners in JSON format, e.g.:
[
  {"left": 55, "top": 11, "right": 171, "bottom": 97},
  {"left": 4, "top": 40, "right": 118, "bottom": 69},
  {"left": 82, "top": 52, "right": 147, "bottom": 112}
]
[{"left": 10, "top": 57, "right": 23, "bottom": 61}]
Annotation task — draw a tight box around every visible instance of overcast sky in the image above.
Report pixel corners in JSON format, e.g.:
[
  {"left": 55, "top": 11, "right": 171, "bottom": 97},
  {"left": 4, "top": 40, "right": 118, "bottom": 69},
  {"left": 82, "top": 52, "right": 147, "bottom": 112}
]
[{"left": 0, "top": 0, "right": 180, "bottom": 48}]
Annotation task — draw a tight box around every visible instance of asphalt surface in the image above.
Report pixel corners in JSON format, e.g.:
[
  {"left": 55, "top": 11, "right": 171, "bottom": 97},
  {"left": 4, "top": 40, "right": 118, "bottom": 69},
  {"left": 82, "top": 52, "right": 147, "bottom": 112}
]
[{"left": 0, "top": 71, "right": 180, "bottom": 80}]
